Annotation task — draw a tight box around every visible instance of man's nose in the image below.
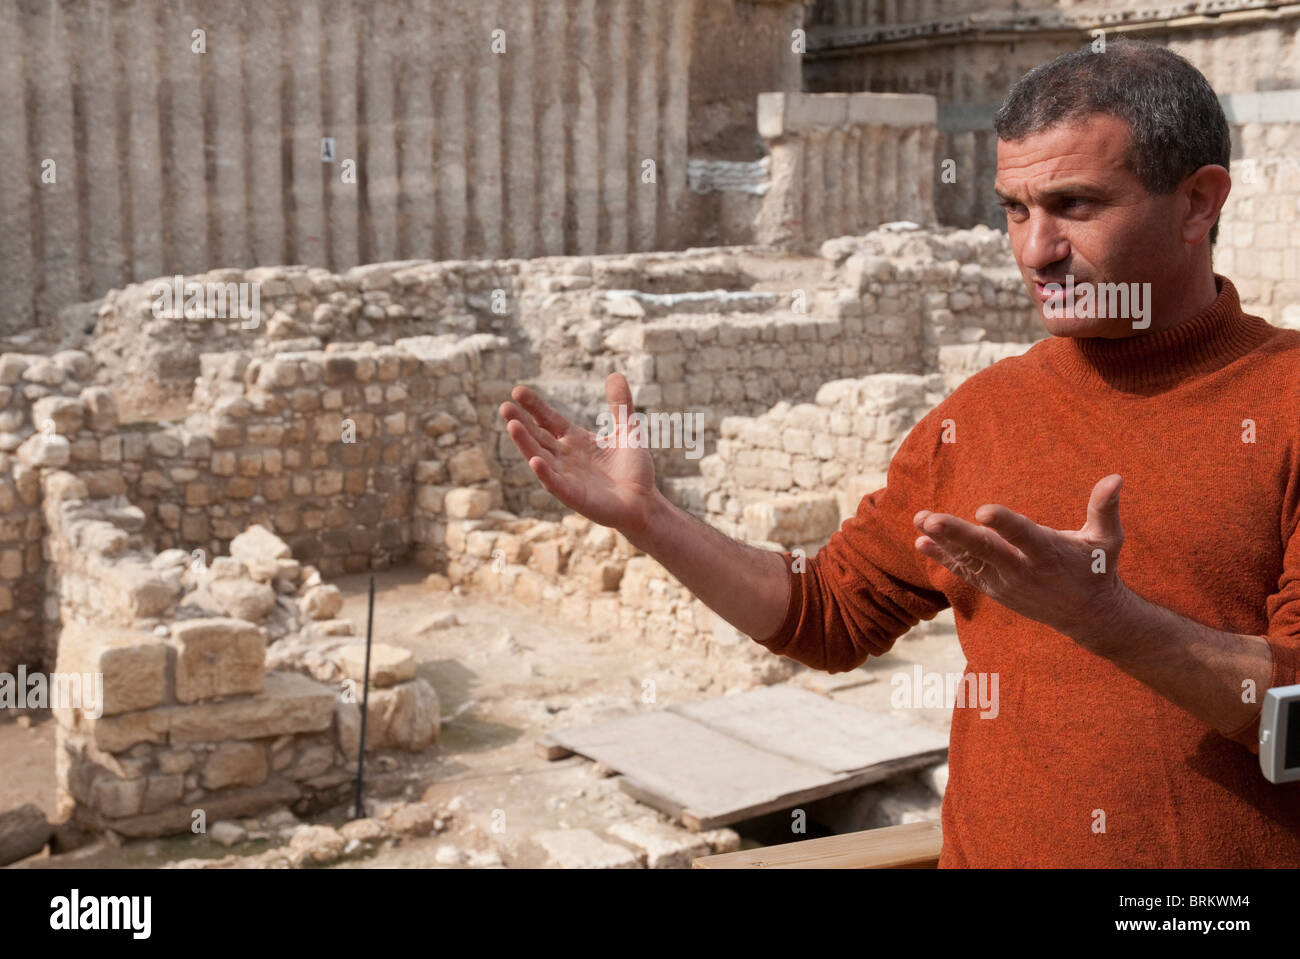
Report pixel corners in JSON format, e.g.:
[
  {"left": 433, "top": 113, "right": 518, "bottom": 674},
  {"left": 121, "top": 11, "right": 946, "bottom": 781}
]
[{"left": 1018, "top": 213, "right": 1069, "bottom": 272}]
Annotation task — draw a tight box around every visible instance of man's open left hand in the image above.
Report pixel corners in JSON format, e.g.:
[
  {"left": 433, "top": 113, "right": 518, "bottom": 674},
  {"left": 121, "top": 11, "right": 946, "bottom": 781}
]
[{"left": 912, "top": 473, "right": 1131, "bottom": 647}]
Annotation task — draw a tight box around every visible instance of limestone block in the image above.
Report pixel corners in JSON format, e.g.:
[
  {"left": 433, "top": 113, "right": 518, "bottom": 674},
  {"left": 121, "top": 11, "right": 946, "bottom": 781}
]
[
  {"left": 363, "top": 678, "right": 440, "bottom": 751},
  {"left": 31, "top": 396, "right": 84, "bottom": 435},
  {"left": 170, "top": 618, "right": 266, "bottom": 703},
  {"left": 96, "top": 779, "right": 300, "bottom": 838},
  {"left": 743, "top": 493, "right": 841, "bottom": 545},
  {"left": 201, "top": 743, "right": 268, "bottom": 790},
  {"left": 287, "top": 745, "right": 334, "bottom": 781},
  {"left": 166, "top": 671, "right": 335, "bottom": 743},
  {"left": 87, "top": 775, "right": 146, "bottom": 819},
  {"left": 288, "top": 824, "right": 346, "bottom": 864},
  {"left": 299, "top": 584, "right": 343, "bottom": 620},
  {"left": 208, "top": 578, "right": 277, "bottom": 622},
  {"left": 80, "top": 387, "right": 119, "bottom": 432},
  {"left": 55, "top": 622, "right": 169, "bottom": 717},
  {"left": 114, "top": 565, "right": 180, "bottom": 619},
  {"left": 337, "top": 643, "right": 416, "bottom": 688},
  {"left": 444, "top": 487, "right": 491, "bottom": 519},
  {"left": 141, "top": 774, "right": 185, "bottom": 813},
  {"left": 606, "top": 816, "right": 713, "bottom": 868},
  {"left": 17, "top": 432, "right": 70, "bottom": 467},
  {"left": 532, "top": 828, "right": 642, "bottom": 869},
  {"left": 447, "top": 447, "right": 491, "bottom": 485},
  {"left": 229, "top": 523, "right": 292, "bottom": 564}
]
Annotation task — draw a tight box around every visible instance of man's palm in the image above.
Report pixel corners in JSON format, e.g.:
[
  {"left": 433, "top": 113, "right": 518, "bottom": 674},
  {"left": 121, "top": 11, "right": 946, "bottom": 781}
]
[{"left": 499, "top": 373, "right": 657, "bottom": 534}]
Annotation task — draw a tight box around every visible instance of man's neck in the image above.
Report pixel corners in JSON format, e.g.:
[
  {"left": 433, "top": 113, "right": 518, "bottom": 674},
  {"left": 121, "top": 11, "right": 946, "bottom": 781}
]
[{"left": 1143, "top": 266, "right": 1221, "bottom": 336}]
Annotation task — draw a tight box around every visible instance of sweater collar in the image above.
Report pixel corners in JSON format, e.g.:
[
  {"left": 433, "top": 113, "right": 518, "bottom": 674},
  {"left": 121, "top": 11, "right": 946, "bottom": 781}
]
[{"left": 1045, "top": 274, "right": 1273, "bottom": 394}]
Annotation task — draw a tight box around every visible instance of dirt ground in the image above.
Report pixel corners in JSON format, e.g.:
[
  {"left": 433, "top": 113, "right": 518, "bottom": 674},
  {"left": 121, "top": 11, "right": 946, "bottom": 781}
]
[{"left": 5, "top": 567, "right": 963, "bottom": 869}]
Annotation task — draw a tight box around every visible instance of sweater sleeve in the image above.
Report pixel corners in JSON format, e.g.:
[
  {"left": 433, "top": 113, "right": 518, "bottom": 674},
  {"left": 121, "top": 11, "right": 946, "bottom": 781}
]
[
  {"left": 1224, "top": 508, "right": 1300, "bottom": 753},
  {"left": 752, "top": 405, "right": 953, "bottom": 673}
]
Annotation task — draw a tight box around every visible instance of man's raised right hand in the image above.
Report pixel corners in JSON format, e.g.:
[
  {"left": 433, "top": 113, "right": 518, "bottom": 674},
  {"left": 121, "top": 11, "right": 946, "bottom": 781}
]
[{"left": 498, "top": 372, "right": 658, "bottom": 537}]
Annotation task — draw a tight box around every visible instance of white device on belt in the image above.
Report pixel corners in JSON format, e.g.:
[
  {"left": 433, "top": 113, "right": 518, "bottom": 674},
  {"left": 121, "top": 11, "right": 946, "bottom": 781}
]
[{"left": 1260, "top": 684, "right": 1300, "bottom": 783}]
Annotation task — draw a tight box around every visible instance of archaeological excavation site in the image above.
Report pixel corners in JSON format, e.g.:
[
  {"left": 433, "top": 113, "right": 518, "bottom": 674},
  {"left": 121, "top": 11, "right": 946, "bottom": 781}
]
[{"left": 1, "top": 0, "right": 1298, "bottom": 873}]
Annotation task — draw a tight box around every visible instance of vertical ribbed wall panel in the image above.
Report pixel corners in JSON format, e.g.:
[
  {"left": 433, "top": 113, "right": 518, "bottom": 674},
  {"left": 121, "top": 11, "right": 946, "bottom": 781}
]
[
  {"left": 918, "top": 125, "right": 937, "bottom": 225},
  {"left": 503, "top": 0, "right": 535, "bottom": 260},
  {"left": 824, "top": 129, "right": 845, "bottom": 238},
  {"left": 210, "top": 0, "right": 248, "bottom": 268},
  {"left": 472, "top": 1, "right": 504, "bottom": 260},
  {"left": 164, "top": 1, "right": 207, "bottom": 275},
  {"left": 878, "top": 126, "right": 898, "bottom": 222},
  {"left": 246, "top": 0, "right": 284, "bottom": 268},
  {"left": 322, "top": 0, "right": 358, "bottom": 270},
  {"left": 288, "top": 0, "right": 325, "bottom": 267},
  {"left": 80, "top": 0, "right": 127, "bottom": 296},
  {"left": 843, "top": 128, "right": 862, "bottom": 233},
  {"left": 536, "top": 0, "right": 567, "bottom": 256},
  {"left": 631, "top": 1, "right": 661, "bottom": 252},
  {"left": 124, "top": 1, "right": 163, "bottom": 280},
  {"left": 0, "top": 1, "right": 35, "bottom": 329},
  {"left": 662, "top": 0, "right": 692, "bottom": 252},
  {"left": 953, "top": 130, "right": 977, "bottom": 224},
  {"left": 572, "top": 0, "right": 600, "bottom": 256},
  {"left": 364, "top": 0, "right": 398, "bottom": 264},
  {"left": 33, "top": 0, "right": 84, "bottom": 315},
  {"left": 898, "top": 126, "right": 920, "bottom": 222},
  {"left": 601, "top": 0, "right": 630, "bottom": 254},
  {"left": 805, "top": 132, "right": 827, "bottom": 242},
  {"left": 0, "top": 0, "right": 698, "bottom": 331},
  {"left": 859, "top": 125, "right": 879, "bottom": 228},
  {"left": 436, "top": 25, "right": 467, "bottom": 261}
]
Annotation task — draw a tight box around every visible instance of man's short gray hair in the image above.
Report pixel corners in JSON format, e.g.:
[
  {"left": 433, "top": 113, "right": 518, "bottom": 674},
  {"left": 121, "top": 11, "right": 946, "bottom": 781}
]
[{"left": 993, "top": 39, "right": 1231, "bottom": 246}]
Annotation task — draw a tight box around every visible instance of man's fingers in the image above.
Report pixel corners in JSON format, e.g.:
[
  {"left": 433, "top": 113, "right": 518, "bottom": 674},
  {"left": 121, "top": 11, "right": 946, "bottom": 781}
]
[
  {"left": 605, "top": 372, "right": 635, "bottom": 433},
  {"left": 510, "top": 384, "right": 574, "bottom": 440},
  {"left": 503, "top": 413, "right": 557, "bottom": 469},
  {"left": 500, "top": 400, "right": 559, "bottom": 455},
  {"left": 974, "top": 503, "right": 1052, "bottom": 557},
  {"left": 1083, "top": 473, "right": 1124, "bottom": 541},
  {"left": 917, "top": 512, "right": 1022, "bottom": 569},
  {"left": 529, "top": 454, "right": 580, "bottom": 509},
  {"left": 915, "top": 534, "right": 985, "bottom": 579}
]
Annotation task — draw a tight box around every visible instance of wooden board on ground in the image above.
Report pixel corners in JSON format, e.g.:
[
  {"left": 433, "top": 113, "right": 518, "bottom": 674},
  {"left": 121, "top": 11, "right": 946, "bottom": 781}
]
[
  {"left": 542, "top": 684, "right": 949, "bottom": 831},
  {"left": 668, "top": 684, "right": 947, "bottom": 774},
  {"left": 692, "top": 819, "right": 943, "bottom": 869}
]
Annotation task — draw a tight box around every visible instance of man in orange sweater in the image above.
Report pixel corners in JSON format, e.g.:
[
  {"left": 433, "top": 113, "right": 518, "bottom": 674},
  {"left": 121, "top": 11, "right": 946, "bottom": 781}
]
[{"left": 500, "top": 39, "right": 1300, "bottom": 866}]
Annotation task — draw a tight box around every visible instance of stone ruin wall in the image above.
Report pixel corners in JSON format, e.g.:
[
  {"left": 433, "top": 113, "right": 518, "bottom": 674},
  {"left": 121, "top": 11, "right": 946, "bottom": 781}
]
[{"left": 0, "top": 223, "right": 1052, "bottom": 837}]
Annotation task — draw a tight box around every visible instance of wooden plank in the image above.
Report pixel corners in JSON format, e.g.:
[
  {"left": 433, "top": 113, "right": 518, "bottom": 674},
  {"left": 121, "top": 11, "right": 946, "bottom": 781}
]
[
  {"left": 548, "top": 710, "right": 841, "bottom": 825},
  {"left": 535, "top": 734, "right": 574, "bottom": 761},
  {"left": 677, "top": 758, "right": 941, "bottom": 832},
  {"left": 691, "top": 819, "right": 942, "bottom": 869},
  {"left": 667, "top": 685, "right": 948, "bottom": 774}
]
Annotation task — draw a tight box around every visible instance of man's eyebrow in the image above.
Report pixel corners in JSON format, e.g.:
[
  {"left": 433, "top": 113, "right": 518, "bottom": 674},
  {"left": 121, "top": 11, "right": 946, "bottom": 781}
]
[{"left": 993, "top": 182, "right": 1105, "bottom": 204}]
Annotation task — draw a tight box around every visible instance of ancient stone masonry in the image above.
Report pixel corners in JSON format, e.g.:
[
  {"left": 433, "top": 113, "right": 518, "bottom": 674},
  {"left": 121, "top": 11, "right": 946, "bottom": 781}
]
[
  {"left": 45, "top": 485, "right": 439, "bottom": 837},
  {"left": 0, "top": 220, "right": 1044, "bottom": 840}
]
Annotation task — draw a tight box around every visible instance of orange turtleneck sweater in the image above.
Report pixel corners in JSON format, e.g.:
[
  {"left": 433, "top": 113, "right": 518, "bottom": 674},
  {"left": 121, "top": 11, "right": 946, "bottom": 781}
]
[{"left": 757, "top": 274, "right": 1300, "bottom": 867}]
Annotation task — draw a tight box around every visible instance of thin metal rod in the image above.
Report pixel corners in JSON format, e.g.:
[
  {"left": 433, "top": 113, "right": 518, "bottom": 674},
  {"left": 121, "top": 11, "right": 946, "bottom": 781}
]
[{"left": 353, "top": 575, "right": 375, "bottom": 819}]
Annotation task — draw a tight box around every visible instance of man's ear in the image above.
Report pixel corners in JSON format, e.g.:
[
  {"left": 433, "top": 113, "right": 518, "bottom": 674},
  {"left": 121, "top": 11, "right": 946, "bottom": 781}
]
[{"left": 1181, "top": 164, "right": 1231, "bottom": 246}]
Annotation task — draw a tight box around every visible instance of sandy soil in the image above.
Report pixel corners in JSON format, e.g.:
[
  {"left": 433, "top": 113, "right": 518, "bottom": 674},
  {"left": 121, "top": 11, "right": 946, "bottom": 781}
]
[{"left": 5, "top": 567, "right": 964, "bottom": 869}]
